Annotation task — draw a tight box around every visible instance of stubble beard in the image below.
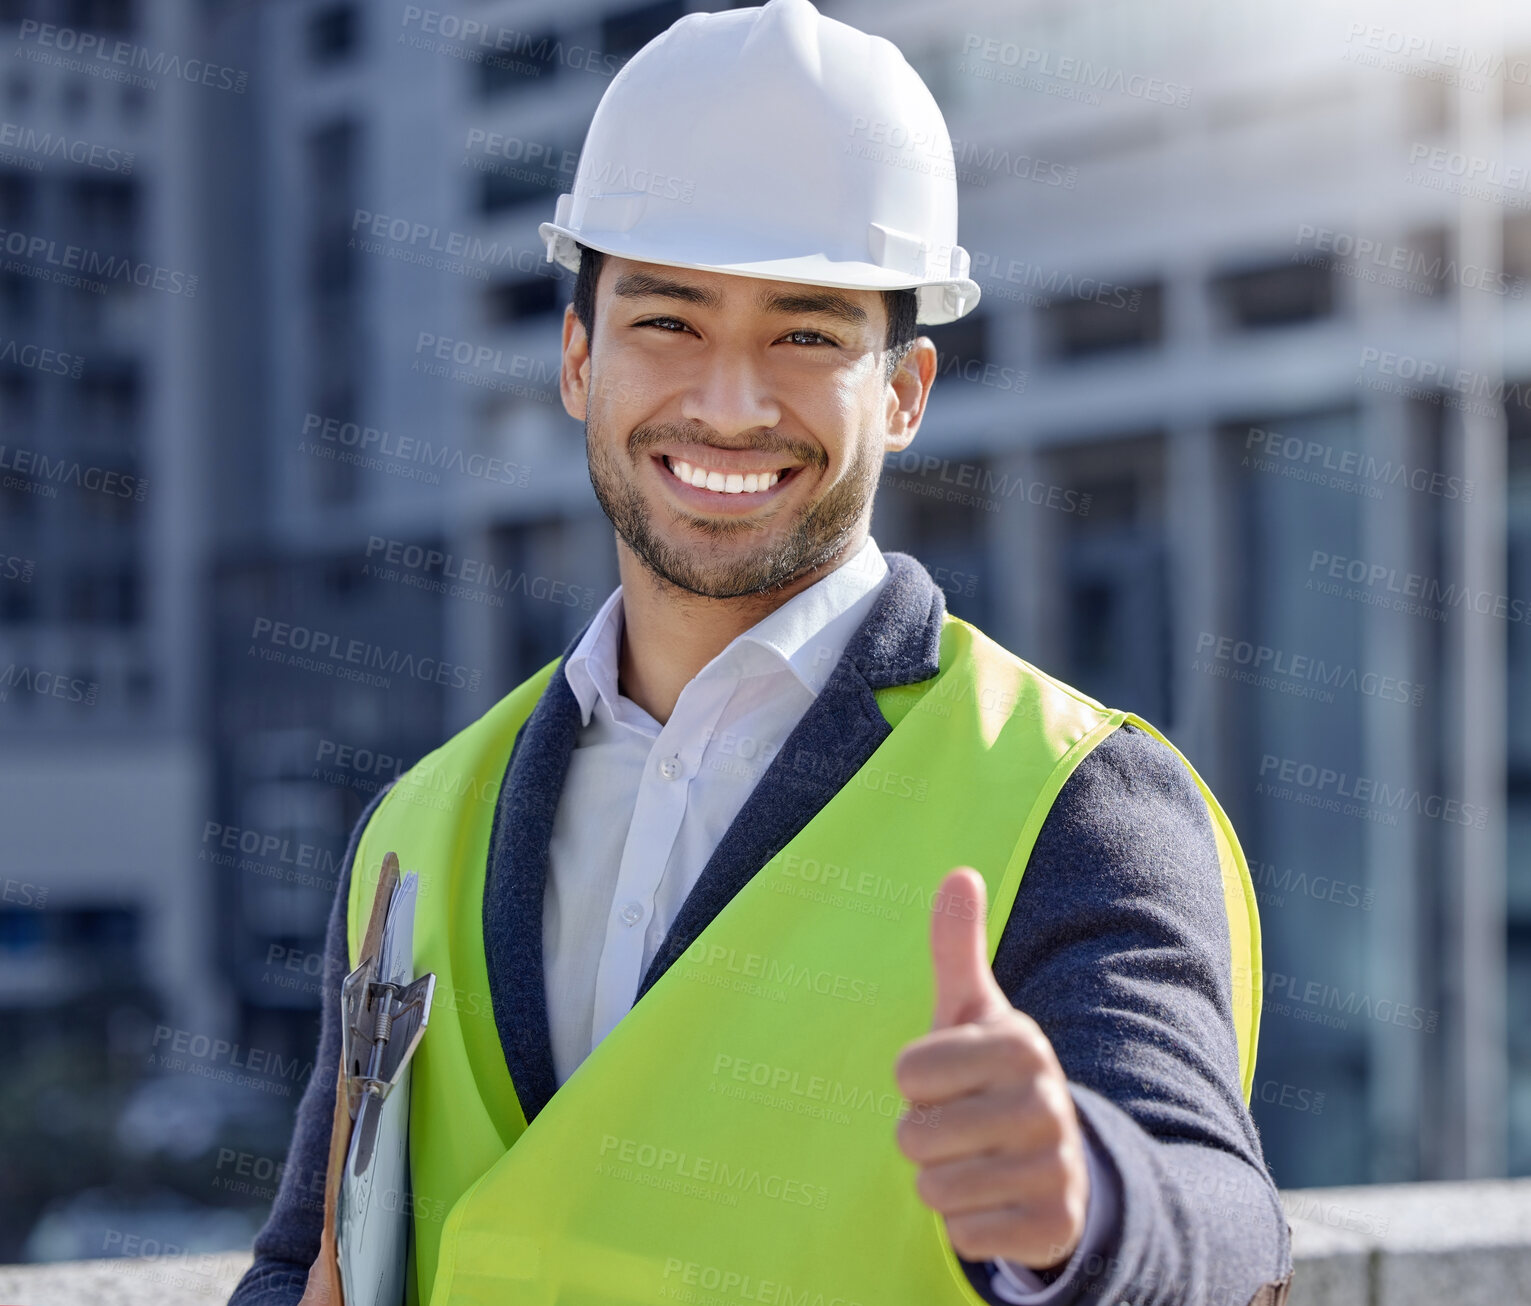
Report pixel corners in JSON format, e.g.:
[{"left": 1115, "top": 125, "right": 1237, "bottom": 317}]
[{"left": 584, "top": 401, "right": 879, "bottom": 601}]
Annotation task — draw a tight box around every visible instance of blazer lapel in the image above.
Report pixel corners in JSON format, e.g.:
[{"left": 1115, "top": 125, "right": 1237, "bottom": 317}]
[
  {"left": 481, "top": 617, "right": 593, "bottom": 1128},
  {"left": 482, "top": 551, "right": 946, "bottom": 1126}
]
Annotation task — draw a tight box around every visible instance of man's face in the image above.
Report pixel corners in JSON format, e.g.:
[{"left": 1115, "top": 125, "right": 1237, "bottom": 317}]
[{"left": 559, "top": 254, "right": 934, "bottom": 600}]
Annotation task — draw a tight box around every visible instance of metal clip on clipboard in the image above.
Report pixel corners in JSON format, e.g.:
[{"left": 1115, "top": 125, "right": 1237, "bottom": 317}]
[{"left": 340, "top": 941, "right": 434, "bottom": 1176}]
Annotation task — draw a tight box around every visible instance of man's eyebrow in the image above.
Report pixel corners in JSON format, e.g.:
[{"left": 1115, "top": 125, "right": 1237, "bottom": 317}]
[
  {"left": 611, "top": 271, "right": 870, "bottom": 327},
  {"left": 612, "top": 271, "right": 722, "bottom": 309},
  {"left": 756, "top": 288, "right": 869, "bottom": 327}
]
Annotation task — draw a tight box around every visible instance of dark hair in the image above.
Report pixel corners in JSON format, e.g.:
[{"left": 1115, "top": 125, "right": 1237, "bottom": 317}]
[{"left": 571, "top": 242, "right": 919, "bottom": 382}]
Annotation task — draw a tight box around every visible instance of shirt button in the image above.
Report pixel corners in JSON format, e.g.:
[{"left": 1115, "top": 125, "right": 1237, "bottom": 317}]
[
  {"left": 658, "top": 755, "right": 682, "bottom": 780},
  {"left": 619, "top": 901, "right": 644, "bottom": 926}
]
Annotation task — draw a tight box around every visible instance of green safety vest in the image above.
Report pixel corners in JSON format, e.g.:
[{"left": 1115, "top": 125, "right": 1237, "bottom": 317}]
[{"left": 346, "top": 610, "right": 1261, "bottom": 1306}]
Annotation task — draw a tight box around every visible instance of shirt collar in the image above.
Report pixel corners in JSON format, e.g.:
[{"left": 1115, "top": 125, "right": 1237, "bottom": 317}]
[{"left": 563, "top": 534, "right": 890, "bottom": 727}]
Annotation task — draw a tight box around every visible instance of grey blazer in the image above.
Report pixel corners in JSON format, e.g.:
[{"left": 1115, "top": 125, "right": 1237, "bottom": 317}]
[{"left": 227, "top": 550, "right": 1293, "bottom": 1306}]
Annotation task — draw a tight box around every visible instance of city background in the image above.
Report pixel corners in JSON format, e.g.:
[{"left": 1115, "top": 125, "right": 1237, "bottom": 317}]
[{"left": 0, "top": 0, "right": 1526, "bottom": 1263}]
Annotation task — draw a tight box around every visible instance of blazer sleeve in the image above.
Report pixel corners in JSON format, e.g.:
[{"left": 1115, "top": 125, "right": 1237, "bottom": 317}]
[
  {"left": 953, "top": 722, "right": 1293, "bottom": 1306},
  {"left": 225, "top": 780, "right": 394, "bottom": 1306}
]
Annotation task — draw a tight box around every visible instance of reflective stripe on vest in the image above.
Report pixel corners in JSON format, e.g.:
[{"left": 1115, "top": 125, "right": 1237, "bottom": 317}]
[{"left": 346, "top": 611, "right": 1262, "bottom": 1305}]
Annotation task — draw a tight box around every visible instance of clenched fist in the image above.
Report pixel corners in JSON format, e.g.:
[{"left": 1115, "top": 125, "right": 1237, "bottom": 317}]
[{"left": 893, "top": 867, "right": 1089, "bottom": 1271}]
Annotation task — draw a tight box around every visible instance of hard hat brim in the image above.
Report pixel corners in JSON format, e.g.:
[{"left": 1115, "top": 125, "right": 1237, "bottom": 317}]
[{"left": 538, "top": 222, "right": 982, "bottom": 327}]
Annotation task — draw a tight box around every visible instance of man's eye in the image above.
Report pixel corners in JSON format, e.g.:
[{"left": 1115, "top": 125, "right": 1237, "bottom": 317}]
[
  {"left": 637, "top": 316, "right": 691, "bottom": 333},
  {"left": 634, "top": 319, "right": 834, "bottom": 346}
]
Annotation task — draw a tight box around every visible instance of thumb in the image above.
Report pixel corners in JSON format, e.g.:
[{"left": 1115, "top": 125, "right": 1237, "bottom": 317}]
[{"left": 929, "top": 867, "right": 1009, "bottom": 1029}]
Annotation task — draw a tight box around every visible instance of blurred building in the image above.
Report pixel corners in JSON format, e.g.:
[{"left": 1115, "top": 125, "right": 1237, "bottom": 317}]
[
  {"left": 212, "top": 0, "right": 1531, "bottom": 1188},
  {"left": 197, "top": 0, "right": 619, "bottom": 1073},
  {"left": 0, "top": 0, "right": 220, "bottom": 1066},
  {"left": 3, "top": 0, "right": 1529, "bottom": 1255},
  {"left": 857, "top": 0, "right": 1529, "bottom": 1186}
]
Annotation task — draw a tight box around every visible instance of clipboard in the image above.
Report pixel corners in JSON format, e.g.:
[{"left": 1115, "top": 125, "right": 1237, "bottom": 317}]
[{"left": 299, "top": 851, "right": 435, "bottom": 1306}]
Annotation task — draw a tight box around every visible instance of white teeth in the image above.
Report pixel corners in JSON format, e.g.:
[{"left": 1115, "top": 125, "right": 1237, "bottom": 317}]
[{"left": 666, "top": 457, "right": 783, "bottom": 494}]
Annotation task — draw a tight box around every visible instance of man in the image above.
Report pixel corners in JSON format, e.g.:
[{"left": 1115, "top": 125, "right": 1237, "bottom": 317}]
[{"left": 229, "top": 2, "right": 1292, "bottom": 1303}]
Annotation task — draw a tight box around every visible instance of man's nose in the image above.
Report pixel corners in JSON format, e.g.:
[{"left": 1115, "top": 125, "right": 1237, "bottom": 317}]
[{"left": 678, "top": 348, "right": 783, "bottom": 441}]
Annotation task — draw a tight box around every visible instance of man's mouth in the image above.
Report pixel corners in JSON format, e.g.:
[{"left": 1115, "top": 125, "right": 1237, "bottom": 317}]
[{"left": 659, "top": 453, "right": 801, "bottom": 496}]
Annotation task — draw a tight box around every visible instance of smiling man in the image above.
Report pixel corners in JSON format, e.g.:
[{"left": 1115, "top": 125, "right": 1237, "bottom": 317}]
[
  {"left": 228, "top": 3, "right": 1292, "bottom": 1305},
  {"left": 575, "top": 258, "right": 923, "bottom": 721}
]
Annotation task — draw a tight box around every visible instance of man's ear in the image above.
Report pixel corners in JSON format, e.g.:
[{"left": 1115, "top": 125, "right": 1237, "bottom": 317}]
[
  {"left": 560, "top": 302, "right": 591, "bottom": 423},
  {"left": 885, "top": 336, "right": 938, "bottom": 455}
]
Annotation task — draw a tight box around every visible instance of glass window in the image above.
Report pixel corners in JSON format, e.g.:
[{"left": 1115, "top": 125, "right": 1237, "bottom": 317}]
[
  {"left": 1400, "top": 224, "right": 1451, "bottom": 301},
  {"left": 880, "top": 464, "right": 994, "bottom": 629},
  {"left": 477, "top": 29, "right": 560, "bottom": 98},
  {"left": 1505, "top": 381, "right": 1531, "bottom": 1174},
  {"left": 63, "top": 0, "right": 134, "bottom": 35},
  {"left": 1212, "top": 258, "right": 1334, "bottom": 330},
  {"left": 1507, "top": 50, "right": 1531, "bottom": 118},
  {"left": 0, "top": 172, "right": 35, "bottom": 226},
  {"left": 924, "top": 311, "right": 990, "bottom": 385},
  {"left": 307, "top": 3, "right": 358, "bottom": 65},
  {"left": 483, "top": 274, "right": 562, "bottom": 325},
  {"left": 1037, "top": 281, "right": 1163, "bottom": 360},
  {"left": 1402, "top": 75, "right": 1450, "bottom": 135},
  {"left": 476, "top": 149, "right": 571, "bottom": 214},
  {"left": 1504, "top": 214, "right": 1531, "bottom": 284},
  {"left": 69, "top": 177, "right": 137, "bottom": 258},
  {"left": 1219, "top": 406, "right": 1370, "bottom": 1186},
  {"left": 305, "top": 119, "right": 360, "bottom": 293},
  {"left": 1042, "top": 433, "right": 1170, "bottom": 725}
]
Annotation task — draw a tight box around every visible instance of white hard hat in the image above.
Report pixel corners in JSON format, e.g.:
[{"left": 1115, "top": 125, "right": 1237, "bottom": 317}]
[{"left": 538, "top": 0, "right": 981, "bottom": 326}]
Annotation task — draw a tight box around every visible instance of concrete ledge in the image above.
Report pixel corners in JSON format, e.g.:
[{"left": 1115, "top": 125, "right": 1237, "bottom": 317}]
[
  {"left": 2, "top": 1180, "right": 1528, "bottom": 1305},
  {"left": 1283, "top": 1178, "right": 1531, "bottom": 1306},
  {"left": 0, "top": 1249, "right": 251, "bottom": 1304}
]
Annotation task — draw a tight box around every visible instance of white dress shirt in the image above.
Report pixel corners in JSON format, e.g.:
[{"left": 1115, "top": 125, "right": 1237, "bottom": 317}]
[
  {"left": 541, "top": 531, "right": 1107, "bottom": 1302},
  {"left": 544, "top": 531, "right": 891, "bottom": 1077}
]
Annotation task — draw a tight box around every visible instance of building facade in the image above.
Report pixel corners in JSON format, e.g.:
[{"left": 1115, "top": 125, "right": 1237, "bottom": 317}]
[{"left": 2, "top": 0, "right": 1527, "bottom": 1256}]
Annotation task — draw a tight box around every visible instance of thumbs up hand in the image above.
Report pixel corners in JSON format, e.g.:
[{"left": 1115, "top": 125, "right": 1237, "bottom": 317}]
[{"left": 893, "top": 867, "right": 1090, "bottom": 1270}]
